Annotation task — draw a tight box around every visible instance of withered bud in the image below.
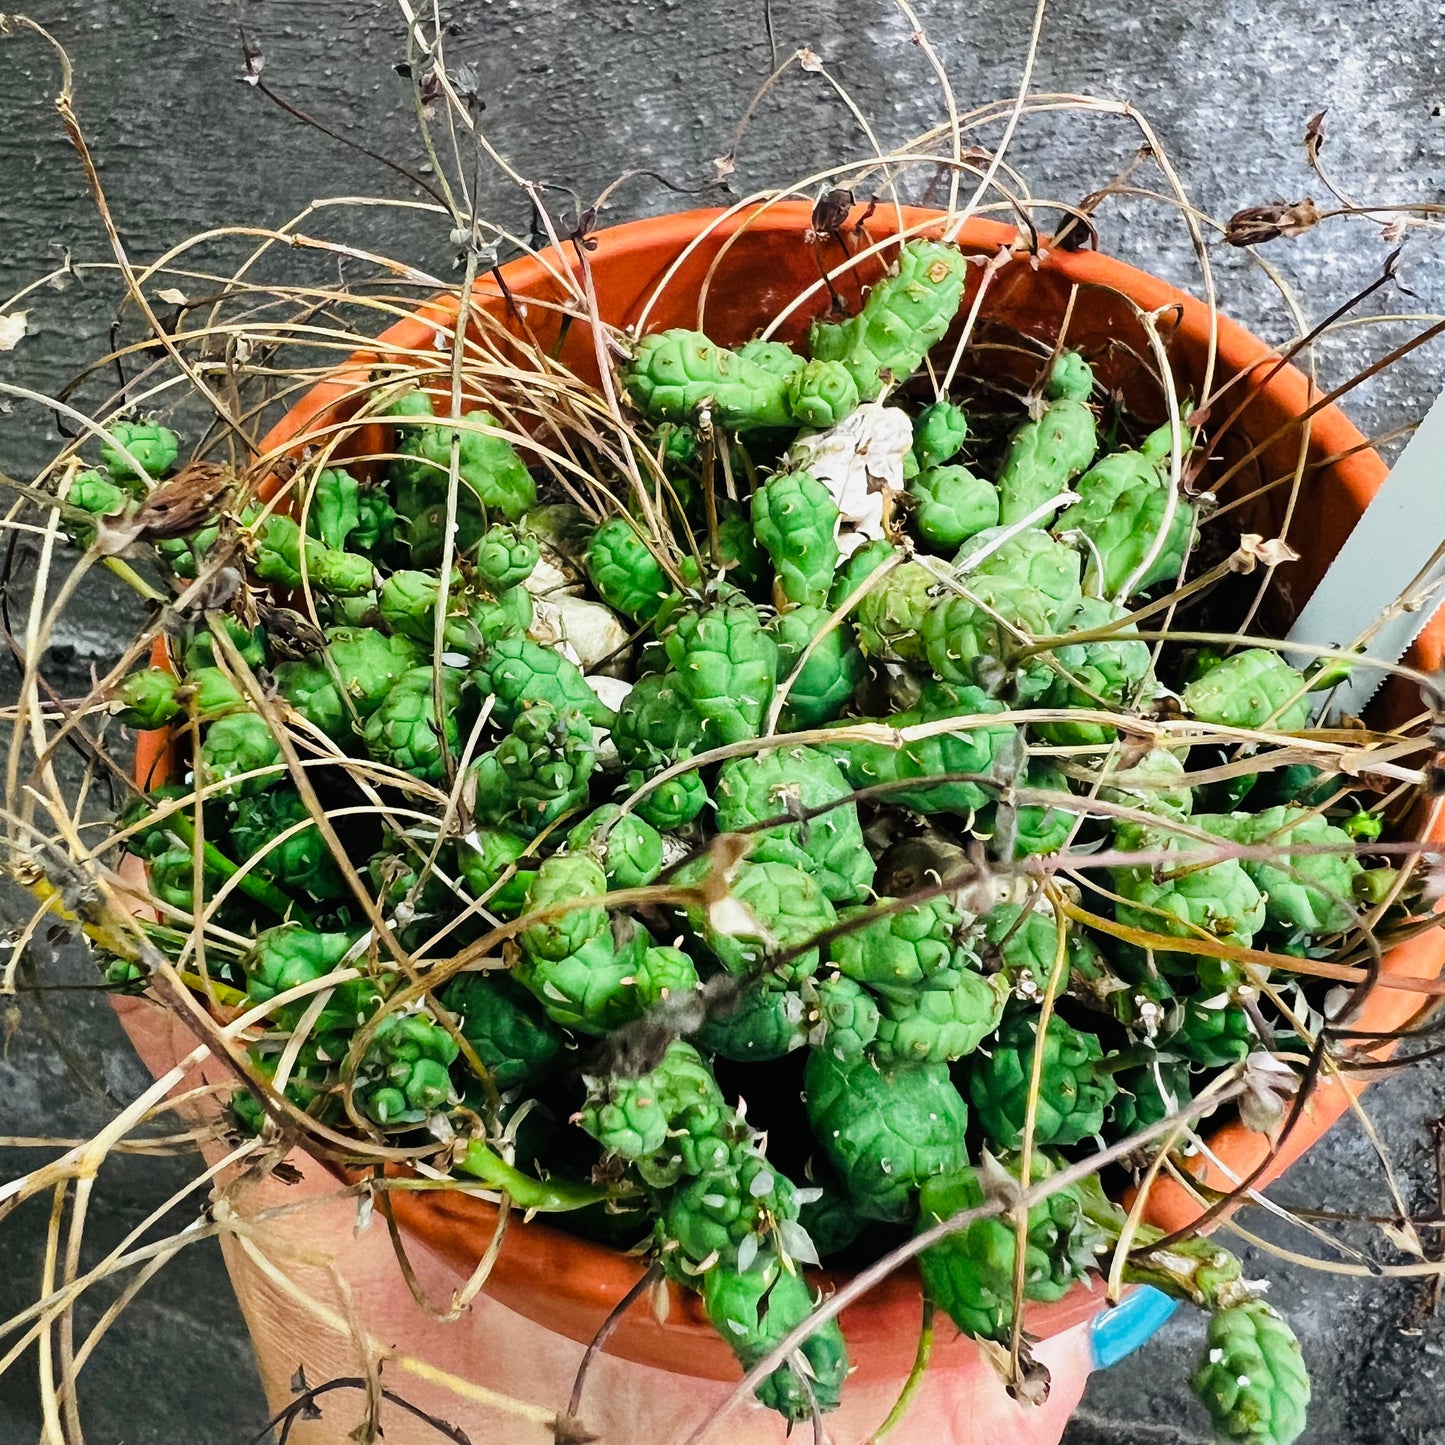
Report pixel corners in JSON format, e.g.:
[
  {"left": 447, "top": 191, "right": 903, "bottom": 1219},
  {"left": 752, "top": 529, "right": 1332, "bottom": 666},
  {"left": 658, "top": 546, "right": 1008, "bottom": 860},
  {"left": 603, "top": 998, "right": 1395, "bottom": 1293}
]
[
  {"left": 1223, "top": 199, "right": 1321, "bottom": 248},
  {"left": 94, "top": 462, "right": 233, "bottom": 556},
  {"left": 809, "top": 188, "right": 855, "bottom": 239}
]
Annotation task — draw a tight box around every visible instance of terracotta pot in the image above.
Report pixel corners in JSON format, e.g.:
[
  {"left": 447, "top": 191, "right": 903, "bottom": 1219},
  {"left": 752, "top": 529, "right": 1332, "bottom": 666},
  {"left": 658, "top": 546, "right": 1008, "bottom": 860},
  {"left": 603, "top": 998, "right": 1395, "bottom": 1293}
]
[{"left": 131, "top": 203, "right": 1445, "bottom": 1390}]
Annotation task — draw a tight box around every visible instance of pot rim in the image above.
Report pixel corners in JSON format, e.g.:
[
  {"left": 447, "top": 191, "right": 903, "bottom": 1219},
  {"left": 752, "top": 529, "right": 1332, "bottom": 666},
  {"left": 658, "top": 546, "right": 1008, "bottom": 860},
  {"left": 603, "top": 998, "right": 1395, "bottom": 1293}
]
[{"left": 132, "top": 201, "right": 1445, "bottom": 1381}]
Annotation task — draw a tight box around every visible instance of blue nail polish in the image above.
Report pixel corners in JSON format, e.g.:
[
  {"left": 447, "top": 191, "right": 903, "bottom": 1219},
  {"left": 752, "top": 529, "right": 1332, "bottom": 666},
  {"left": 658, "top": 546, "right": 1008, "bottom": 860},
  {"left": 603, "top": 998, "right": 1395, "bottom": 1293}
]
[{"left": 1091, "top": 1286, "right": 1178, "bottom": 1369}]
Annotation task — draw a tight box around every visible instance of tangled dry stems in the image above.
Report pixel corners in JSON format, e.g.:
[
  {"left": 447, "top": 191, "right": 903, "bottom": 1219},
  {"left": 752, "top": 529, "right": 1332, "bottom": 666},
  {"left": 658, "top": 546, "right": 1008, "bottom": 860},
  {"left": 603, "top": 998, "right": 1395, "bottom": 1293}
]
[{"left": 3, "top": 1, "right": 1445, "bottom": 1440}]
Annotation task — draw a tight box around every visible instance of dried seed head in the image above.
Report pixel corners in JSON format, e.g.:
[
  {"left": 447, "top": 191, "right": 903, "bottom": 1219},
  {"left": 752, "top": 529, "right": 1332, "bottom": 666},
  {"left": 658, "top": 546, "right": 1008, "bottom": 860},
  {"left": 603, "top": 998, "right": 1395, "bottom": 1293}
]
[{"left": 1223, "top": 199, "right": 1321, "bottom": 248}]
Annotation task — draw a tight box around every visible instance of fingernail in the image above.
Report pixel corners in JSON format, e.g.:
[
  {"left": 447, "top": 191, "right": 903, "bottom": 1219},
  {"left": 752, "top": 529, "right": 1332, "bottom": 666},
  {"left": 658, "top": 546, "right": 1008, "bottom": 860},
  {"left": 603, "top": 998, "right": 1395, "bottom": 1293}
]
[{"left": 1091, "top": 1286, "right": 1178, "bottom": 1369}]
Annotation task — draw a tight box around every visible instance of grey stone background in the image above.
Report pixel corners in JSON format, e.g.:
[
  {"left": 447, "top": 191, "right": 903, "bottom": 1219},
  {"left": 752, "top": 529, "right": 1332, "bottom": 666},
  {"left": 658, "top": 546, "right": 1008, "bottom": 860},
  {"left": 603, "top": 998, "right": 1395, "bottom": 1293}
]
[{"left": 3, "top": 1, "right": 1445, "bottom": 1441}]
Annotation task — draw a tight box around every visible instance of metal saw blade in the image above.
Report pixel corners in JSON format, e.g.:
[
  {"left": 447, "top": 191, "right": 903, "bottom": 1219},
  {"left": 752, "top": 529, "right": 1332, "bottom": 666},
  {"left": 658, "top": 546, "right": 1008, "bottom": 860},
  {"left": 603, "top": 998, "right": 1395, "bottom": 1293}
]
[{"left": 1284, "top": 380, "right": 1445, "bottom": 718}]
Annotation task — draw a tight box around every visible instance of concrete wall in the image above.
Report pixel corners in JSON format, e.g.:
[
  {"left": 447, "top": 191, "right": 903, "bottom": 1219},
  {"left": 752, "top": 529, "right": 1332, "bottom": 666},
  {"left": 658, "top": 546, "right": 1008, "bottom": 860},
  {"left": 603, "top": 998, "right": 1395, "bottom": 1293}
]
[{"left": 3, "top": 2, "right": 1445, "bottom": 1440}]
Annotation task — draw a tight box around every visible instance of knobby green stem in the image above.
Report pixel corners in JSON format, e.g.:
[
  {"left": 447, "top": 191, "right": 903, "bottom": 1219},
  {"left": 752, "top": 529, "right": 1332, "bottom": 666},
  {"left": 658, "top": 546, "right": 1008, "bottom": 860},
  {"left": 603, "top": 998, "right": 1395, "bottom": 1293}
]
[
  {"left": 456, "top": 1138, "right": 608, "bottom": 1212},
  {"left": 1076, "top": 1186, "right": 1249, "bottom": 1312},
  {"left": 164, "top": 811, "right": 313, "bottom": 926}
]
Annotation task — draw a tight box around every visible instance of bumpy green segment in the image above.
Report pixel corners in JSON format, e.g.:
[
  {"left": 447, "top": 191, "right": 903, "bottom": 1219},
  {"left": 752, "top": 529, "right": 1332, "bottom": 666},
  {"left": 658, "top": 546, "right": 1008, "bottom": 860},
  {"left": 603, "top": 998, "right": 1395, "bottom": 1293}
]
[
  {"left": 922, "top": 577, "right": 1054, "bottom": 695},
  {"left": 241, "top": 925, "right": 378, "bottom": 1055},
  {"left": 787, "top": 358, "right": 860, "bottom": 427},
  {"left": 855, "top": 560, "right": 935, "bottom": 663},
  {"left": 308, "top": 467, "right": 394, "bottom": 556},
  {"left": 67, "top": 472, "right": 129, "bottom": 530},
  {"left": 807, "top": 972, "right": 880, "bottom": 1061},
  {"left": 909, "top": 463, "right": 1000, "bottom": 550},
  {"left": 113, "top": 669, "right": 180, "bottom": 729},
  {"left": 1109, "top": 822, "right": 1267, "bottom": 961},
  {"left": 200, "top": 713, "right": 283, "bottom": 797},
  {"left": 702, "top": 1257, "right": 849, "bottom": 1422},
  {"left": 767, "top": 603, "right": 865, "bottom": 730},
  {"left": 714, "top": 745, "right": 873, "bottom": 903},
  {"left": 829, "top": 895, "right": 966, "bottom": 996},
  {"left": 1191, "top": 1301, "right": 1310, "bottom": 1445},
  {"left": 589, "top": 1045, "right": 839, "bottom": 1416},
  {"left": 751, "top": 471, "right": 839, "bottom": 608},
  {"left": 353, "top": 1010, "right": 459, "bottom": 1127},
  {"left": 377, "top": 568, "right": 464, "bottom": 643},
  {"left": 511, "top": 853, "right": 646, "bottom": 1034},
  {"left": 825, "top": 680, "right": 1015, "bottom": 818},
  {"left": 696, "top": 979, "right": 811, "bottom": 1061},
  {"left": 273, "top": 627, "right": 419, "bottom": 743},
  {"left": 804, "top": 1047, "right": 970, "bottom": 1222},
  {"left": 440, "top": 970, "right": 563, "bottom": 1091},
  {"left": 664, "top": 595, "right": 779, "bottom": 746},
  {"left": 183, "top": 667, "right": 247, "bottom": 720},
  {"left": 585, "top": 516, "right": 670, "bottom": 621},
  {"left": 968, "top": 1011, "right": 1118, "bottom": 1148},
  {"left": 514, "top": 917, "right": 649, "bottom": 1036},
  {"left": 227, "top": 788, "right": 346, "bottom": 901},
  {"left": 634, "top": 945, "right": 700, "bottom": 1009},
  {"left": 456, "top": 826, "right": 535, "bottom": 915},
  {"left": 612, "top": 671, "right": 706, "bottom": 767},
  {"left": 321, "top": 627, "right": 420, "bottom": 714},
  {"left": 103, "top": 420, "right": 179, "bottom": 480},
  {"left": 1197, "top": 806, "right": 1361, "bottom": 934},
  {"left": 917, "top": 1154, "right": 1111, "bottom": 1341},
  {"left": 475, "top": 523, "right": 539, "bottom": 591},
  {"left": 873, "top": 965, "right": 1008, "bottom": 1064},
  {"left": 1054, "top": 425, "right": 1192, "bottom": 597},
  {"left": 738, "top": 338, "right": 807, "bottom": 382},
  {"left": 1182, "top": 649, "right": 1311, "bottom": 731},
  {"left": 306, "top": 468, "right": 359, "bottom": 551},
  {"left": 471, "top": 703, "right": 595, "bottom": 839},
  {"left": 181, "top": 620, "right": 265, "bottom": 674},
  {"left": 517, "top": 849, "right": 606, "bottom": 965},
  {"left": 912, "top": 401, "right": 969, "bottom": 470},
  {"left": 995, "top": 354, "right": 1098, "bottom": 526},
  {"left": 252, "top": 513, "right": 374, "bottom": 597},
  {"left": 956, "top": 526, "right": 1084, "bottom": 613},
  {"left": 578, "top": 1040, "right": 725, "bottom": 1162},
  {"left": 626, "top": 765, "right": 709, "bottom": 831},
  {"left": 361, "top": 666, "right": 464, "bottom": 782},
  {"left": 1094, "top": 747, "right": 1194, "bottom": 821},
  {"left": 808, "top": 238, "right": 967, "bottom": 400},
  {"left": 473, "top": 635, "right": 613, "bottom": 730},
  {"left": 683, "top": 858, "right": 837, "bottom": 984},
  {"left": 624, "top": 330, "right": 795, "bottom": 430},
  {"left": 387, "top": 391, "right": 536, "bottom": 537},
  {"left": 979, "top": 903, "right": 1107, "bottom": 999},
  {"left": 566, "top": 805, "right": 664, "bottom": 890},
  {"left": 1034, "top": 596, "right": 1153, "bottom": 746}
]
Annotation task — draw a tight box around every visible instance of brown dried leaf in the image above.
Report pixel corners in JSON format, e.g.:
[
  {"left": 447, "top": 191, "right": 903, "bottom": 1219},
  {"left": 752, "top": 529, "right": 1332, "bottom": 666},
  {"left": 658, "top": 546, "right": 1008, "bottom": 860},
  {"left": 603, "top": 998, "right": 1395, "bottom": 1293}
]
[
  {"left": 125, "top": 462, "right": 233, "bottom": 544},
  {"left": 1239, "top": 1052, "right": 1301, "bottom": 1135},
  {"left": 811, "top": 188, "right": 854, "bottom": 238},
  {"left": 797, "top": 47, "right": 823, "bottom": 73},
  {"left": 1228, "top": 534, "right": 1302, "bottom": 573},
  {"left": 1053, "top": 212, "right": 1099, "bottom": 252},
  {"left": 256, "top": 601, "right": 326, "bottom": 660},
  {"left": 1305, "top": 109, "right": 1328, "bottom": 163},
  {"left": 1224, "top": 199, "right": 1320, "bottom": 248},
  {"left": 1380, "top": 1218, "right": 1426, "bottom": 1259}
]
